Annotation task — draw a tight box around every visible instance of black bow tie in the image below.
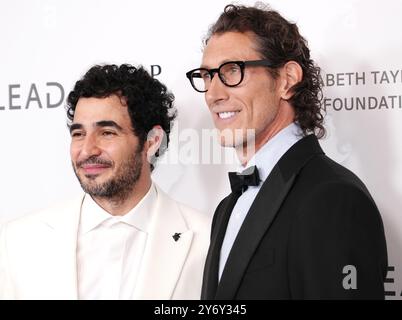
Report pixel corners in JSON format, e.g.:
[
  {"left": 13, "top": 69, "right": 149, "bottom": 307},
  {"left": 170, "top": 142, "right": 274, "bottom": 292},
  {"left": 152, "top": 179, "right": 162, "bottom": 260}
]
[{"left": 228, "top": 165, "right": 261, "bottom": 193}]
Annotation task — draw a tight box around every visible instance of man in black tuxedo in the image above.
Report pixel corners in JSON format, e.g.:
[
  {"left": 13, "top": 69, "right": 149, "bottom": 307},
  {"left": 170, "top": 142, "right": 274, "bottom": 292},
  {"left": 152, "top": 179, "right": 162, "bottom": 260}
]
[{"left": 185, "top": 3, "right": 388, "bottom": 299}]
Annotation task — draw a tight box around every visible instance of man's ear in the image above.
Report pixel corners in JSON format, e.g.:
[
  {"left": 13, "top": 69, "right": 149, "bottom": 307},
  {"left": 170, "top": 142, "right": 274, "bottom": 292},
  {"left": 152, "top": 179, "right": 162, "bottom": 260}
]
[
  {"left": 145, "top": 125, "right": 165, "bottom": 163},
  {"left": 279, "top": 61, "right": 303, "bottom": 100}
]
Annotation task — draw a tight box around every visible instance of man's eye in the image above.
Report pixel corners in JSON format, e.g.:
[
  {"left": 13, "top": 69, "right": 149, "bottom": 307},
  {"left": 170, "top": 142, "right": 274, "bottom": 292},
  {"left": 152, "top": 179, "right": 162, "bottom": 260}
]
[
  {"left": 200, "top": 71, "right": 211, "bottom": 81},
  {"left": 102, "top": 131, "right": 116, "bottom": 136},
  {"left": 229, "top": 66, "right": 240, "bottom": 73},
  {"left": 71, "top": 131, "right": 83, "bottom": 138}
]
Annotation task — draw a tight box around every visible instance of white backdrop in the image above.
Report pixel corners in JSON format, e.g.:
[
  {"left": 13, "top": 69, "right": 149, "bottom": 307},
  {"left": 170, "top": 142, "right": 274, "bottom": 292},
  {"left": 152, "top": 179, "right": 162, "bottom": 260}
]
[{"left": 0, "top": 0, "right": 401, "bottom": 299}]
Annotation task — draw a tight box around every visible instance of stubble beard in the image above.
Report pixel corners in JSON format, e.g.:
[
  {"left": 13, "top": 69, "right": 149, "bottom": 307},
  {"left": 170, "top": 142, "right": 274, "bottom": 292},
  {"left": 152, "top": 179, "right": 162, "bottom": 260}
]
[{"left": 72, "top": 147, "right": 143, "bottom": 205}]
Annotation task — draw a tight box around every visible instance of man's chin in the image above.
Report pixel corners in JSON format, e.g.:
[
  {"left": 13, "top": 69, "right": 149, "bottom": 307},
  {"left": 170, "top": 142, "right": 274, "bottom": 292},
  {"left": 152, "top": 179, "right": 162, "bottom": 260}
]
[
  {"left": 218, "top": 128, "right": 236, "bottom": 147},
  {"left": 219, "top": 138, "right": 238, "bottom": 148},
  {"left": 218, "top": 128, "right": 254, "bottom": 148},
  {"left": 80, "top": 182, "right": 109, "bottom": 198},
  {"left": 83, "top": 173, "right": 101, "bottom": 180},
  {"left": 78, "top": 176, "right": 107, "bottom": 194}
]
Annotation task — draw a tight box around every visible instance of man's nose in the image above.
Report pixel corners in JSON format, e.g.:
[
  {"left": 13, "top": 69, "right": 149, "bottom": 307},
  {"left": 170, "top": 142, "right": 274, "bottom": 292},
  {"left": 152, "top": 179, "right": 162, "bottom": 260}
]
[
  {"left": 81, "top": 134, "right": 101, "bottom": 158},
  {"left": 205, "top": 72, "right": 229, "bottom": 106}
]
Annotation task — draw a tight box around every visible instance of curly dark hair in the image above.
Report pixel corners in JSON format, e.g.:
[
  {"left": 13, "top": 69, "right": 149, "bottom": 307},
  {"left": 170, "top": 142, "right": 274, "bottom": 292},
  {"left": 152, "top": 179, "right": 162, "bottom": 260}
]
[
  {"left": 206, "top": 3, "right": 325, "bottom": 138},
  {"left": 66, "top": 64, "right": 177, "bottom": 170}
]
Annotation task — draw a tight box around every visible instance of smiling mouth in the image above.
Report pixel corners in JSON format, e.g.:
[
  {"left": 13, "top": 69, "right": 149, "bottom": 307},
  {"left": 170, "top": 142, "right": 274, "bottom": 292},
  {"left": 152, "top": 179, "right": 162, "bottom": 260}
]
[
  {"left": 80, "top": 164, "right": 111, "bottom": 176},
  {"left": 217, "top": 111, "right": 240, "bottom": 120}
]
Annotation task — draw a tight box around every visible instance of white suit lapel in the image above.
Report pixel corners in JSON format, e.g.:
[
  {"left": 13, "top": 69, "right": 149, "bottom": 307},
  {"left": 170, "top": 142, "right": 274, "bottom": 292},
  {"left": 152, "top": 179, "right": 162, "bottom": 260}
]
[
  {"left": 133, "top": 186, "right": 193, "bottom": 299},
  {"left": 35, "top": 195, "right": 83, "bottom": 299}
]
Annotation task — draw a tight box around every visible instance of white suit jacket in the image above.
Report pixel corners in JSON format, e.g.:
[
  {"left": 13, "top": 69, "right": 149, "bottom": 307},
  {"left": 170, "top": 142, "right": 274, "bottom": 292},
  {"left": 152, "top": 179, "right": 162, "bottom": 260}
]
[{"left": 0, "top": 186, "right": 210, "bottom": 300}]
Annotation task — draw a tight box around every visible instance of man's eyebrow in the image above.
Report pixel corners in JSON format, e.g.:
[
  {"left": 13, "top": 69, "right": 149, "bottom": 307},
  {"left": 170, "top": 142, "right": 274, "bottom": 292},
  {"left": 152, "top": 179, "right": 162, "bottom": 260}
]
[
  {"left": 201, "top": 59, "right": 237, "bottom": 69},
  {"left": 69, "top": 123, "right": 83, "bottom": 133},
  {"left": 95, "top": 120, "right": 123, "bottom": 131},
  {"left": 69, "top": 121, "right": 123, "bottom": 133}
]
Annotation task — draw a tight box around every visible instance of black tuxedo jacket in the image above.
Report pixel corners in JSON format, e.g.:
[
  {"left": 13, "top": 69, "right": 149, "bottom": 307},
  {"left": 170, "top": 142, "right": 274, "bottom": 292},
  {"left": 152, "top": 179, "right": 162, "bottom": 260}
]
[{"left": 202, "top": 135, "right": 388, "bottom": 299}]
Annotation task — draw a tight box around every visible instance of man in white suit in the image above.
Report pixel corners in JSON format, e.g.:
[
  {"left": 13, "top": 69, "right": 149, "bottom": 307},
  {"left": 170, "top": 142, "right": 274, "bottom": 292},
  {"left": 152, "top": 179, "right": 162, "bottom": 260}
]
[{"left": 0, "top": 64, "right": 209, "bottom": 300}]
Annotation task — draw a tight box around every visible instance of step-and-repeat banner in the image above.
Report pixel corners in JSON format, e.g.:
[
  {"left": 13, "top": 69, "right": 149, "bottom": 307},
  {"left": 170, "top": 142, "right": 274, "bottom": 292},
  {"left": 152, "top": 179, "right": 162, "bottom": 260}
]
[{"left": 1, "top": 0, "right": 401, "bottom": 299}]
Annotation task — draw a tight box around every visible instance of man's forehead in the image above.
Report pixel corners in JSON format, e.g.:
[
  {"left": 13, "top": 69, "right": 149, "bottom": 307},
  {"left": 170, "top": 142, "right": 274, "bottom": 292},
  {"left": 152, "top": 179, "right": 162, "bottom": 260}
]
[
  {"left": 202, "top": 32, "right": 260, "bottom": 67},
  {"left": 75, "top": 96, "right": 128, "bottom": 115},
  {"left": 73, "top": 99, "right": 130, "bottom": 128}
]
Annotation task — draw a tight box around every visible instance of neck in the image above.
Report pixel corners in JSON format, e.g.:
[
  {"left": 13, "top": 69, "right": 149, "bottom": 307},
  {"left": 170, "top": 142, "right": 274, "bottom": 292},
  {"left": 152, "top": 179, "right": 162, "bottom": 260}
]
[
  {"left": 93, "top": 172, "right": 152, "bottom": 216},
  {"left": 236, "top": 103, "right": 295, "bottom": 166}
]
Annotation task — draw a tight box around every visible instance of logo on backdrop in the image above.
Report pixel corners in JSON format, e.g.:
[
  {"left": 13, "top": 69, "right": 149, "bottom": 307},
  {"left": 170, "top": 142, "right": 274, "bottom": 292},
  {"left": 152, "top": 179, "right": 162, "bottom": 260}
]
[
  {"left": 341, "top": 265, "right": 401, "bottom": 298},
  {"left": 342, "top": 265, "right": 357, "bottom": 290},
  {"left": 150, "top": 64, "right": 162, "bottom": 78},
  {"left": 385, "top": 265, "right": 402, "bottom": 299},
  {"left": 0, "top": 65, "right": 163, "bottom": 112},
  {"left": 0, "top": 82, "right": 64, "bottom": 111},
  {"left": 322, "top": 68, "right": 402, "bottom": 111}
]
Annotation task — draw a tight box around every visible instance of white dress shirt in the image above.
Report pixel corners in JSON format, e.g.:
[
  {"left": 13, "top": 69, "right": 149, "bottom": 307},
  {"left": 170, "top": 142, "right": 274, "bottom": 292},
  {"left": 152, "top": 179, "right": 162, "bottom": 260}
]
[
  {"left": 219, "top": 123, "right": 303, "bottom": 280},
  {"left": 77, "top": 184, "right": 157, "bottom": 300}
]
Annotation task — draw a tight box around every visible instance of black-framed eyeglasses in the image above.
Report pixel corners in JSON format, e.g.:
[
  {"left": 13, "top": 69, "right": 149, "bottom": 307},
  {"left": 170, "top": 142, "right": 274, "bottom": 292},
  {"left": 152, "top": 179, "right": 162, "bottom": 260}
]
[{"left": 185, "top": 60, "right": 276, "bottom": 93}]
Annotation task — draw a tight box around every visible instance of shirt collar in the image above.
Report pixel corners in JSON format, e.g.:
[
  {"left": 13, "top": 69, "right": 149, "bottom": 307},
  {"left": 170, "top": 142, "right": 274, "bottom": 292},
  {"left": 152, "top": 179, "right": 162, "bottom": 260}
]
[
  {"left": 239, "top": 123, "right": 304, "bottom": 182},
  {"left": 80, "top": 183, "right": 158, "bottom": 234}
]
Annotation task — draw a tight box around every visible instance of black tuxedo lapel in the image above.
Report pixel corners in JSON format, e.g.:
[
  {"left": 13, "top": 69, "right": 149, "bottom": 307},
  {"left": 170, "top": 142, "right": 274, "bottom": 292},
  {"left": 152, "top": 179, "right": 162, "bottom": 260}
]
[
  {"left": 202, "top": 192, "right": 239, "bottom": 299},
  {"left": 215, "top": 135, "right": 324, "bottom": 299},
  {"left": 215, "top": 165, "right": 295, "bottom": 299}
]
